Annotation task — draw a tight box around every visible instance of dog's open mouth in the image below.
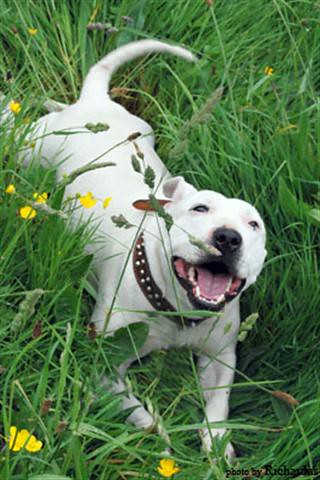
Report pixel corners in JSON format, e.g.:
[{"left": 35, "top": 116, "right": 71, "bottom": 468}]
[{"left": 173, "top": 257, "right": 246, "bottom": 311}]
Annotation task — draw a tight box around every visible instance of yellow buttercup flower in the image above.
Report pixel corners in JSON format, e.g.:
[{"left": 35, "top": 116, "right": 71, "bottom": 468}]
[
  {"left": 20, "top": 205, "right": 37, "bottom": 220},
  {"left": 157, "top": 459, "right": 181, "bottom": 478},
  {"left": 8, "top": 426, "right": 43, "bottom": 452},
  {"left": 9, "top": 101, "right": 21, "bottom": 115},
  {"left": 33, "top": 192, "right": 48, "bottom": 204},
  {"left": 79, "top": 192, "right": 97, "bottom": 209},
  {"left": 264, "top": 66, "right": 274, "bottom": 76},
  {"left": 102, "top": 196, "right": 112, "bottom": 209},
  {"left": 28, "top": 28, "right": 38, "bottom": 35},
  {"left": 6, "top": 184, "right": 16, "bottom": 194}
]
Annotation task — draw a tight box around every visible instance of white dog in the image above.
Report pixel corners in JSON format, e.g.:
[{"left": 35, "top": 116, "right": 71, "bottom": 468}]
[{"left": 19, "top": 40, "right": 267, "bottom": 459}]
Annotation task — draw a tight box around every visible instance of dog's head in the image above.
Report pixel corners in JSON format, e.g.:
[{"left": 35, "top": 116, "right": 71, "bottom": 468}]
[{"left": 161, "top": 176, "right": 267, "bottom": 312}]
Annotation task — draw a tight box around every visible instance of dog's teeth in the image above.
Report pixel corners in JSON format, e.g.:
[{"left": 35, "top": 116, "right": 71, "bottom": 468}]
[
  {"left": 226, "top": 277, "right": 233, "bottom": 292},
  {"left": 208, "top": 297, "right": 218, "bottom": 304},
  {"left": 216, "top": 294, "right": 225, "bottom": 303},
  {"left": 188, "top": 266, "right": 196, "bottom": 284},
  {"left": 196, "top": 293, "right": 226, "bottom": 305}
]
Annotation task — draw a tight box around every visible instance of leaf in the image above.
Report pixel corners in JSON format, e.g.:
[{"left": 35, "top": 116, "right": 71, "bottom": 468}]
[
  {"left": 51, "top": 185, "right": 66, "bottom": 210},
  {"left": 271, "top": 396, "right": 291, "bottom": 425},
  {"left": 106, "top": 322, "right": 149, "bottom": 365},
  {"left": 77, "top": 422, "right": 115, "bottom": 440},
  {"left": 53, "top": 129, "right": 87, "bottom": 136},
  {"left": 308, "top": 208, "right": 320, "bottom": 224},
  {"left": 11, "top": 289, "right": 44, "bottom": 334},
  {"left": 116, "top": 0, "right": 147, "bottom": 46},
  {"left": 81, "top": 278, "right": 98, "bottom": 301},
  {"left": 271, "top": 390, "right": 299, "bottom": 406},
  {"left": 169, "top": 87, "right": 223, "bottom": 159},
  {"left": 69, "top": 254, "right": 93, "bottom": 281},
  {"left": 298, "top": 57, "right": 312, "bottom": 94},
  {"left": 29, "top": 475, "right": 73, "bottom": 480},
  {"left": 238, "top": 312, "right": 259, "bottom": 342},
  {"left": 278, "top": 178, "right": 299, "bottom": 217},
  {"left": 144, "top": 165, "right": 156, "bottom": 189},
  {"left": 149, "top": 194, "right": 173, "bottom": 231},
  {"left": 54, "top": 285, "right": 78, "bottom": 318},
  {"left": 189, "top": 235, "right": 221, "bottom": 257},
  {"left": 85, "top": 122, "right": 109, "bottom": 133},
  {"left": 246, "top": 75, "right": 270, "bottom": 101},
  {"left": 278, "top": 178, "right": 308, "bottom": 219},
  {"left": 131, "top": 154, "right": 141, "bottom": 173},
  {"left": 224, "top": 322, "right": 232, "bottom": 334},
  {"left": 111, "top": 214, "right": 133, "bottom": 229}
]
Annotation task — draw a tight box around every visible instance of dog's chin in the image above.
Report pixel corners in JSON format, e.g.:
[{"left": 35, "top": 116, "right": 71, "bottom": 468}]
[{"left": 172, "top": 256, "right": 246, "bottom": 312}]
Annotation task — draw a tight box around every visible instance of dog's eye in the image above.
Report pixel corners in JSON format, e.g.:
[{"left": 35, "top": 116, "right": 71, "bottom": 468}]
[
  {"left": 249, "top": 220, "right": 259, "bottom": 230},
  {"left": 191, "top": 205, "right": 209, "bottom": 213}
]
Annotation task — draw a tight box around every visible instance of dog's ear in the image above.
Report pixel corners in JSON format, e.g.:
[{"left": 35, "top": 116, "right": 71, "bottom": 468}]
[
  {"left": 162, "top": 176, "right": 197, "bottom": 201},
  {"left": 132, "top": 199, "right": 170, "bottom": 211},
  {"left": 133, "top": 177, "right": 197, "bottom": 210}
]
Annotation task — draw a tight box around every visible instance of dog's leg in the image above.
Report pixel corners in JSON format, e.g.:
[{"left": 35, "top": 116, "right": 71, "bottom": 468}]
[
  {"left": 198, "top": 349, "right": 236, "bottom": 461},
  {"left": 94, "top": 310, "right": 155, "bottom": 428},
  {"left": 43, "top": 99, "right": 68, "bottom": 112},
  {"left": 105, "top": 361, "right": 155, "bottom": 430},
  {"left": 101, "top": 341, "right": 171, "bottom": 445}
]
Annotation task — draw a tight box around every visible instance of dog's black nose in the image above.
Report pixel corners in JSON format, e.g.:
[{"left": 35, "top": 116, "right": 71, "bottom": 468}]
[{"left": 213, "top": 228, "right": 242, "bottom": 254}]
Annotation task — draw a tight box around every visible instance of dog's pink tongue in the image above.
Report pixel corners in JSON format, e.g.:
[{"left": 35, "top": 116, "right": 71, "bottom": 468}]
[{"left": 197, "top": 267, "right": 230, "bottom": 299}]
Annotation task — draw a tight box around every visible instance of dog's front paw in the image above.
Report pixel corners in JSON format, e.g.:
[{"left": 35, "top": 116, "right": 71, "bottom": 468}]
[
  {"left": 223, "top": 441, "right": 236, "bottom": 464},
  {"left": 199, "top": 427, "right": 235, "bottom": 463},
  {"left": 127, "top": 406, "right": 155, "bottom": 430}
]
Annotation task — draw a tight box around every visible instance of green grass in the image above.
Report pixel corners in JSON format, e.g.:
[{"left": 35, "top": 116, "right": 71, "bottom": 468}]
[{"left": 0, "top": 0, "right": 319, "bottom": 478}]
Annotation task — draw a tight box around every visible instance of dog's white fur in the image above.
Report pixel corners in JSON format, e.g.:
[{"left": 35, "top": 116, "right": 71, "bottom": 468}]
[{"left": 17, "top": 40, "right": 267, "bottom": 459}]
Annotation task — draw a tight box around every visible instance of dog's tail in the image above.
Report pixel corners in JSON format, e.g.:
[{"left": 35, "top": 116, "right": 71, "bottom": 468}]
[{"left": 79, "top": 39, "right": 197, "bottom": 103}]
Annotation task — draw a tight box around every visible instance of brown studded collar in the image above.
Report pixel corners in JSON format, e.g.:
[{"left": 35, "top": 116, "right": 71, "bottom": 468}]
[{"left": 132, "top": 233, "right": 206, "bottom": 328}]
